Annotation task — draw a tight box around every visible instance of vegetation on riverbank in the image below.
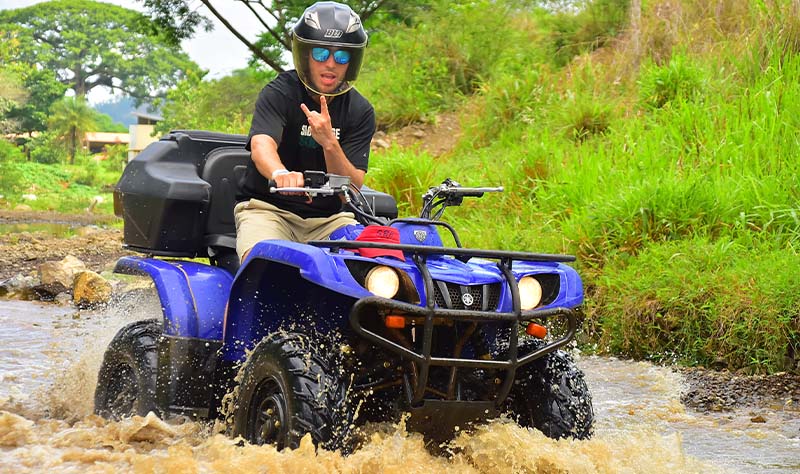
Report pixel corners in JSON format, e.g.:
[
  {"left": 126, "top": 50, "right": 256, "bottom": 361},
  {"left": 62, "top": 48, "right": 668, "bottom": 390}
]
[
  {"left": 1, "top": 0, "right": 798, "bottom": 373},
  {"left": 361, "top": 0, "right": 800, "bottom": 373}
]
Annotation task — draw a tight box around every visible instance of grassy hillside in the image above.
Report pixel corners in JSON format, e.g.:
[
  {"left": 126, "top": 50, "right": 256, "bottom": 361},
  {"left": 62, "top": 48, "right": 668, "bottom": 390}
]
[{"left": 361, "top": 0, "right": 800, "bottom": 373}]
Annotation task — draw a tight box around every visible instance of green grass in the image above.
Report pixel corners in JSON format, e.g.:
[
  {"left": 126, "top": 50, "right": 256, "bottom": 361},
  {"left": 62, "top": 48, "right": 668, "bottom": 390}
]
[
  {"left": 366, "top": 0, "right": 800, "bottom": 373},
  {"left": 0, "top": 158, "right": 117, "bottom": 214}
]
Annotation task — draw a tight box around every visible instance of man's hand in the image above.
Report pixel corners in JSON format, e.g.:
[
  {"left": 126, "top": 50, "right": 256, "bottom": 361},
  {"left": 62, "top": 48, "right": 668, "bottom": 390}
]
[
  {"left": 272, "top": 170, "right": 306, "bottom": 197},
  {"left": 300, "top": 96, "right": 337, "bottom": 149}
]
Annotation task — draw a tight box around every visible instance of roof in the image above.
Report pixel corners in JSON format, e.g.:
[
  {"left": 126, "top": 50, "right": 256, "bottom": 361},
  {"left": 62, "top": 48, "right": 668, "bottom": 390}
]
[{"left": 131, "top": 111, "right": 163, "bottom": 122}]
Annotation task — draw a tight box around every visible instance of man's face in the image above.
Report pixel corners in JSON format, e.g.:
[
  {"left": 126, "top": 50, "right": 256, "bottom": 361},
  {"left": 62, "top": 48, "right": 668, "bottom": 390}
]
[{"left": 308, "top": 47, "right": 350, "bottom": 94}]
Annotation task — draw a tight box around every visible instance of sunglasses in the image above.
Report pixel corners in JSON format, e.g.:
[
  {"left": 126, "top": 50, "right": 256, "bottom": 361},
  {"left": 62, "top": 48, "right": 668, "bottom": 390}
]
[{"left": 311, "top": 47, "right": 351, "bottom": 65}]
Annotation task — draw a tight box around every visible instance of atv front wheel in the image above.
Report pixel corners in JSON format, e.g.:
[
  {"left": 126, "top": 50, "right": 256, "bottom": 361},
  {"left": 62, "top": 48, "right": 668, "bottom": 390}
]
[
  {"left": 506, "top": 347, "right": 594, "bottom": 440},
  {"left": 230, "top": 332, "right": 354, "bottom": 451},
  {"left": 94, "top": 319, "right": 161, "bottom": 419}
]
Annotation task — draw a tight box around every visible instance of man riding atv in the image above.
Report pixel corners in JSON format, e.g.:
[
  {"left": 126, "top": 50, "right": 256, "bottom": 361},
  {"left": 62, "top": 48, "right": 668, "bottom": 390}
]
[
  {"left": 236, "top": 1, "right": 375, "bottom": 262},
  {"left": 94, "top": 1, "right": 594, "bottom": 454}
]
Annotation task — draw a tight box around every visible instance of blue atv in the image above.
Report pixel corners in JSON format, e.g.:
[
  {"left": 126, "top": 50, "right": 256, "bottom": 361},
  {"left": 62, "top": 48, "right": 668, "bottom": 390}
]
[{"left": 94, "top": 130, "right": 593, "bottom": 450}]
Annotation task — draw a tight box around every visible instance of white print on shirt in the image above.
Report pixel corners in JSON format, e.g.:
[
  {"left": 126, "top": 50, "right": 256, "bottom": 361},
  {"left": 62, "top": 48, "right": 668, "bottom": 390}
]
[{"left": 301, "top": 124, "right": 340, "bottom": 140}]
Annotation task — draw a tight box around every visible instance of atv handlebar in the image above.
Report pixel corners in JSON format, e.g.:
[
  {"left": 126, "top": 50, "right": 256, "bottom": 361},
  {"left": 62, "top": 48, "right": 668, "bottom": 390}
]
[
  {"left": 420, "top": 178, "right": 504, "bottom": 220},
  {"left": 268, "top": 171, "right": 351, "bottom": 197},
  {"left": 268, "top": 173, "right": 504, "bottom": 224}
]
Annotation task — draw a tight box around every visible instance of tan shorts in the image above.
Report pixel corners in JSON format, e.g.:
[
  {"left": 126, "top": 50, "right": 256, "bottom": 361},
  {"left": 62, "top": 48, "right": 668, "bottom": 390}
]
[{"left": 234, "top": 199, "right": 357, "bottom": 260}]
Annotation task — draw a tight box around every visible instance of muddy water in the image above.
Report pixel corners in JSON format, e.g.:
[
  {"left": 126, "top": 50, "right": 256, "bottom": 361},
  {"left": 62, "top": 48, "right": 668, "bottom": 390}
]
[{"left": 1, "top": 296, "right": 798, "bottom": 473}]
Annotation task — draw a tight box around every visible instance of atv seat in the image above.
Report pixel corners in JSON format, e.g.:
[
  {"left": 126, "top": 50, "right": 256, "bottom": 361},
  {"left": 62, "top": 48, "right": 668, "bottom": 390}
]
[{"left": 200, "top": 146, "right": 250, "bottom": 274}]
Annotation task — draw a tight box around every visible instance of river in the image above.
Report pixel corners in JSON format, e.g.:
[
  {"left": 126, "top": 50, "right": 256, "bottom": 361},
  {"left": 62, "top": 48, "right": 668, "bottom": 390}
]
[{"left": 0, "top": 296, "right": 798, "bottom": 473}]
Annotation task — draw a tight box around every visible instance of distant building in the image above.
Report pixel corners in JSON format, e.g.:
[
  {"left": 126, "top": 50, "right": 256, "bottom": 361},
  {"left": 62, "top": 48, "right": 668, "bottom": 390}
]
[
  {"left": 85, "top": 132, "right": 129, "bottom": 154},
  {"left": 129, "top": 112, "right": 162, "bottom": 161}
]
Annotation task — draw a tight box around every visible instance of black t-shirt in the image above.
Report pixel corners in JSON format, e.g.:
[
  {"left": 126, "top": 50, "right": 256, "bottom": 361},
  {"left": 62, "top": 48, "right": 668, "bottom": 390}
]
[{"left": 240, "top": 70, "right": 375, "bottom": 218}]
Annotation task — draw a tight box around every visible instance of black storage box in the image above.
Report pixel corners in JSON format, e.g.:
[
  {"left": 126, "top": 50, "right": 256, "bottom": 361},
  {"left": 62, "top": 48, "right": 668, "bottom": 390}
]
[{"left": 115, "top": 131, "right": 248, "bottom": 257}]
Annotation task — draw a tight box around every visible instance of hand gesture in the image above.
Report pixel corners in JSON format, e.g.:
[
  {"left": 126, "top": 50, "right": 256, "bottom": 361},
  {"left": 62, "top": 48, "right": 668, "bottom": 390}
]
[{"left": 300, "top": 96, "right": 336, "bottom": 148}]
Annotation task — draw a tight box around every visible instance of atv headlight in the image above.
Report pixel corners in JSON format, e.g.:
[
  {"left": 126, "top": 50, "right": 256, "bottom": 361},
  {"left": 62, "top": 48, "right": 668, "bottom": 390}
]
[
  {"left": 519, "top": 276, "right": 543, "bottom": 310},
  {"left": 365, "top": 266, "right": 400, "bottom": 298}
]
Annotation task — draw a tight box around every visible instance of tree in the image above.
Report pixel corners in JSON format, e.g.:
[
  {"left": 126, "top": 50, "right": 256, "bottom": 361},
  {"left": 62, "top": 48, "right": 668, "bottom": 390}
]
[
  {"left": 0, "top": 25, "right": 28, "bottom": 134},
  {"left": 156, "top": 67, "right": 276, "bottom": 134},
  {"left": 48, "top": 97, "right": 98, "bottom": 164},
  {"left": 0, "top": 0, "right": 198, "bottom": 101},
  {"left": 137, "top": 0, "right": 431, "bottom": 72}
]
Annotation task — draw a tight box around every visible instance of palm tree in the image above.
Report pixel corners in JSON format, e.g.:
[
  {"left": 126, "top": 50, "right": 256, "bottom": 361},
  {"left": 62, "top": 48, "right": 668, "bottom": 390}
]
[{"left": 48, "top": 97, "right": 97, "bottom": 164}]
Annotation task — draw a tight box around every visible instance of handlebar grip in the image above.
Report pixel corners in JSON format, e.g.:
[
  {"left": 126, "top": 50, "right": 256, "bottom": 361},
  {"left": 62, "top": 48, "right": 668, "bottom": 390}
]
[{"left": 451, "top": 186, "right": 504, "bottom": 197}]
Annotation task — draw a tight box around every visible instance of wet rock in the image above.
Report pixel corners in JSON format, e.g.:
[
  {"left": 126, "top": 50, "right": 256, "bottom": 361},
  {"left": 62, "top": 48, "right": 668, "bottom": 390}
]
[
  {"left": 30, "top": 283, "right": 68, "bottom": 301},
  {"left": 54, "top": 292, "right": 73, "bottom": 306},
  {"left": 72, "top": 270, "right": 112, "bottom": 308},
  {"left": 750, "top": 414, "right": 767, "bottom": 423},
  {"left": 0, "top": 274, "right": 39, "bottom": 300},
  {"left": 39, "top": 255, "right": 87, "bottom": 288}
]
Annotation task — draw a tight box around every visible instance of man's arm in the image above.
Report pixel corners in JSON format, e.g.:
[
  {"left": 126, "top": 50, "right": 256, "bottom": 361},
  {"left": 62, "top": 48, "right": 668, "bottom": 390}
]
[
  {"left": 300, "top": 96, "right": 366, "bottom": 188},
  {"left": 250, "top": 134, "right": 304, "bottom": 188}
]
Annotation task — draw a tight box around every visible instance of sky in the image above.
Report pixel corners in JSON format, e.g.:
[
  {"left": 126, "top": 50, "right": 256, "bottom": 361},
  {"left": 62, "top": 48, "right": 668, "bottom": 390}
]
[{"left": 0, "top": 0, "right": 265, "bottom": 103}]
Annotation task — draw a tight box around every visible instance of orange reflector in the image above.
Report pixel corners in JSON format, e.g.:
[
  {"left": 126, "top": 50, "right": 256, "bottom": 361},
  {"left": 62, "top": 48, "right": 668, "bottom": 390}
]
[
  {"left": 526, "top": 323, "right": 547, "bottom": 339},
  {"left": 385, "top": 315, "right": 406, "bottom": 329}
]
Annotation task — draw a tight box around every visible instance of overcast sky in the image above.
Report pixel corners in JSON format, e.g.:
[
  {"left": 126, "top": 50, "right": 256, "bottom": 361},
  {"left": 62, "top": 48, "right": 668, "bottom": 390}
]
[{"left": 1, "top": 0, "right": 264, "bottom": 102}]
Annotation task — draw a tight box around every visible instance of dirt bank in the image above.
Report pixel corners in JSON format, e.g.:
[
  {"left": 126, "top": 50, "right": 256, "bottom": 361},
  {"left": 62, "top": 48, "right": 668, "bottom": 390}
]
[{"left": 0, "top": 210, "right": 132, "bottom": 281}]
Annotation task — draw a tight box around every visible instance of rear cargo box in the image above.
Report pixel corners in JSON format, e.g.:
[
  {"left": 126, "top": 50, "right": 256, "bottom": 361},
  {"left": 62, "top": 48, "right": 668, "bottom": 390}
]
[{"left": 115, "top": 131, "right": 247, "bottom": 257}]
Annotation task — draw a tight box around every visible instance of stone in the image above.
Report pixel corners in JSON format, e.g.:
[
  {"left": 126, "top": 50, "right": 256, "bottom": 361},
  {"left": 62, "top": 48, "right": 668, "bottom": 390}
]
[
  {"left": 39, "top": 255, "right": 87, "bottom": 287},
  {"left": 0, "top": 274, "right": 39, "bottom": 300},
  {"left": 72, "top": 270, "right": 112, "bottom": 307},
  {"left": 373, "top": 138, "right": 390, "bottom": 149}
]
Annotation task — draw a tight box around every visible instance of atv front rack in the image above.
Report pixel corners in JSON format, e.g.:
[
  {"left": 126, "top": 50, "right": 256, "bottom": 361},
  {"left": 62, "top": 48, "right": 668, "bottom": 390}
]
[{"left": 308, "top": 240, "right": 579, "bottom": 408}]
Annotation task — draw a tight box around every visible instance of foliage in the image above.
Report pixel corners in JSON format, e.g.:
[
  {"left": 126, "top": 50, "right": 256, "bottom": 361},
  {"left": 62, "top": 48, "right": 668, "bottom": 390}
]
[
  {"left": 93, "top": 113, "right": 127, "bottom": 133},
  {"left": 155, "top": 67, "right": 276, "bottom": 135},
  {"left": 6, "top": 67, "right": 68, "bottom": 135},
  {"left": 47, "top": 97, "right": 98, "bottom": 164},
  {"left": 542, "top": 0, "right": 630, "bottom": 66},
  {"left": 365, "top": 0, "right": 800, "bottom": 372},
  {"left": 28, "top": 132, "right": 67, "bottom": 165},
  {"left": 638, "top": 53, "right": 706, "bottom": 109},
  {"left": 0, "top": 161, "right": 119, "bottom": 214},
  {"left": 0, "top": 140, "right": 25, "bottom": 196},
  {"left": 0, "top": 68, "right": 27, "bottom": 134},
  {"left": 359, "top": 0, "right": 532, "bottom": 126},
  {"left": 137, "top": 0, "right": 432, "bottom": 71},
  {"left": 0, "top": 0, "right": 198, "bottom": 101},
  {"left": 593, "top": 238, "right": 800, "bottom": 373}
]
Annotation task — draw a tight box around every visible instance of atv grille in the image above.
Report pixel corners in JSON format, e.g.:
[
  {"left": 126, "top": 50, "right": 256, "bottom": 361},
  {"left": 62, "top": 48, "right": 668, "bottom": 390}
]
[{"left": 433, "top": 281, "right": 502, "bottom": 310}]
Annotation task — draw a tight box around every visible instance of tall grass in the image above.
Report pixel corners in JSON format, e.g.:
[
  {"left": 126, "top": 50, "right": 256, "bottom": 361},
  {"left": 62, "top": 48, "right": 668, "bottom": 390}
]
[{"left": 367, "top": 0, "right": 800, "bottom": 372}]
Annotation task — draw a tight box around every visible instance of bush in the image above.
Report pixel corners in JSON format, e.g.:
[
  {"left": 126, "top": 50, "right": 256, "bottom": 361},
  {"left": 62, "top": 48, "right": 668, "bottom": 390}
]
[
  {"left": 638, "top": 53, "right": 706, "bottom": 109},
  {"left": 592, "top": 237, "right": 800, "bottom": 373},
  {"left": 360, "top": 0, "right": 531, "bottom": 126},
  {"left": 156, "top": 67, "right": 275, "bottom": 135},
  {"left": 0, "top": 140, "right": 25, "bottom": 196},
  {"left": 28, "top": 132, "right": 66, "bottom": 164}
]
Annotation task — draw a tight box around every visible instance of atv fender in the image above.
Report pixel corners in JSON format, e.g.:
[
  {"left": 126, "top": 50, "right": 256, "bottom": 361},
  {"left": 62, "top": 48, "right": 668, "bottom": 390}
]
[
  {"left": 114, "top": 256, "right": 232, "bottom": 339},
  {"left": 222, "top": 240, "right": 371, "bottom": 363}
]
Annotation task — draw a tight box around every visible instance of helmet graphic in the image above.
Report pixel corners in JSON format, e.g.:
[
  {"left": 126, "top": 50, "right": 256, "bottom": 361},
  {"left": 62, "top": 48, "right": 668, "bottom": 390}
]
[{"left": 292, "top": 2, "right": 368, "bottom": 96}]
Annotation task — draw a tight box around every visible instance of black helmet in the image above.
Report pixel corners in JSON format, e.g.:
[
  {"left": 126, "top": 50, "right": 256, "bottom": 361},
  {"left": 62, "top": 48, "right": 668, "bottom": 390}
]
[{"left": 292, "top": 1, "right": 368, "bottom": 96}]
